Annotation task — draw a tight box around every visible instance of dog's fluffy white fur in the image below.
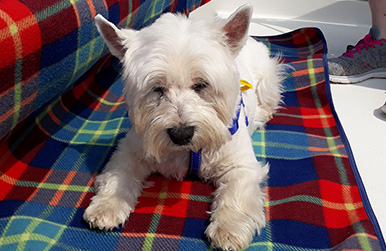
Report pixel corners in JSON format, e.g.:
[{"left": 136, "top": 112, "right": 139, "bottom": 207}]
[{"left": 84, "top": 4, "right": 285, "bottom": 250}]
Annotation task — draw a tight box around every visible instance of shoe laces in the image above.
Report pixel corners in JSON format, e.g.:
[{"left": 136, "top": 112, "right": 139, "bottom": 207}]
[{"left": 343, "top": 34, "right": 384, "bottom": 58}]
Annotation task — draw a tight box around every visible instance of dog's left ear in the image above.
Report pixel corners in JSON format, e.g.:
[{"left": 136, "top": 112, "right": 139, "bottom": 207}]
[{"left": 222, "top": 3, "right": 253, "bottom": 55}]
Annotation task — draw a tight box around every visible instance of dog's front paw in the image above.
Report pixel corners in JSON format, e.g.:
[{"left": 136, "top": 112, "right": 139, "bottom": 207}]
[
  {"left": 205, "top": 208, "right": 265, "bottom": 251},
  {"left": 83, "top": 195, "right": 131, "bottom": 231},
  {"left": 206, "top": 223, "right": 250, "bottom": 251}
]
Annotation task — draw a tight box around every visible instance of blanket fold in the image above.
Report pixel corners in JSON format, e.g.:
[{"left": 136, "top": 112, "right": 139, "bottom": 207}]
[{"left": 0, "top": 0, "right": 209, "bottom": 143}]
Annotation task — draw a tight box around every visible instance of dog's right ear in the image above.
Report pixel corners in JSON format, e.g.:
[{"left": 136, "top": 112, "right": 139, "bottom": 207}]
[{"left": 94, "top": 14, "right": 136, "bottom": 60}]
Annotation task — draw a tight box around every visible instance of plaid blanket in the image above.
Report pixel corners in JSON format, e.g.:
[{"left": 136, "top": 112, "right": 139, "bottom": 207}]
[
  {"left": 0, "top": 0, "right": 209, "bottom": 143},
  {"left": 0, "top": 21, "right": 384, "bottom": 251}
]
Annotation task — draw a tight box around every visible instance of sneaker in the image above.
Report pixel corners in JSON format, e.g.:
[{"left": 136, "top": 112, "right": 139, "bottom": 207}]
[
  {"left": 328, "top": 27, "right": 386, "bottom": 83},
  {"left": 381, "top": 101, "right": 386, "bottom": 114}
]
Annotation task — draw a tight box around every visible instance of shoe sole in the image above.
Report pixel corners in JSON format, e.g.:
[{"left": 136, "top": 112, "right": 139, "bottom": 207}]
[
  {"left": 382, "top": 105, "right": 386, "bottom": 114},
  {"left": 329, "top": 68, "right": 386, "bottom": 84}
]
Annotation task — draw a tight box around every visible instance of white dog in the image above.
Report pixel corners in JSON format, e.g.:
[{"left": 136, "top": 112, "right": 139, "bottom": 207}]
[{"left": 84, "top": 4, "right": 285, "bottom": 250}]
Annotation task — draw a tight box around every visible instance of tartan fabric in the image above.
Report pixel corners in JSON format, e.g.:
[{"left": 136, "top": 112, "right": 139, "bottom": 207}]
[
  {"left": 0, "top": 26, "right": 385, "bottom": 251},
  {"left": 0, "top": 0, "right": 210, "bottom": 143}
]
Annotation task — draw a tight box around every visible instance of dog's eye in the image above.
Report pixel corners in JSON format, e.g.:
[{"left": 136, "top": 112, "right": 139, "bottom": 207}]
[
  {"left": 192, "top": 81, "right": 209, "bottom": 93},
  {"left": 153, "top": 86, "right": 166, "bottom": 96}
]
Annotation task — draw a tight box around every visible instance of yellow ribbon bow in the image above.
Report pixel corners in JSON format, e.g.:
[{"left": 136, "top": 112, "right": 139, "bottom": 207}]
[{"left": 240, "top": 79, "right": 253, "bottom": 92}]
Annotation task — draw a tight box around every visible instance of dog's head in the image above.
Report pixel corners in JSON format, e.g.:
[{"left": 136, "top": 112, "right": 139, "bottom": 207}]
[{"left": 95, "top": 4, "right": 253, "bottom": 160}]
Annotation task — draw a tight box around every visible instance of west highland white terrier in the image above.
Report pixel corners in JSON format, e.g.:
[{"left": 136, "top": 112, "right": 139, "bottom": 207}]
[{"left": 84, "top": 4, "right": 285, "bottom": 250}]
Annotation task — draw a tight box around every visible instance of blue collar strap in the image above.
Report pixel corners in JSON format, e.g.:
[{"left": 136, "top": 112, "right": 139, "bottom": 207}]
[
  {"left": 188, "top": 92, "right": 248, "bottom": 178},
  {"left": 228, "top": 94, "right": 249, "bottom": 134},
  {"left": 188, "top": 149, "right": 202, "bottom": 177}
]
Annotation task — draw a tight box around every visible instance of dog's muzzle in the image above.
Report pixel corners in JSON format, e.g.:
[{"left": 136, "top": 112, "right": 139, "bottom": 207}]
[{"left": 167, "top": 125, "right": 195, "bottom": 146}]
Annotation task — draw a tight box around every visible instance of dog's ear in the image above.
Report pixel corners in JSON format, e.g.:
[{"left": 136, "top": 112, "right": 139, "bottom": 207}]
[
  {"left": 222, "top": 3, "right": 253, "bottom": 55},
  {"left": 94, "top": 14, "right": 136, "bottom": 60}
]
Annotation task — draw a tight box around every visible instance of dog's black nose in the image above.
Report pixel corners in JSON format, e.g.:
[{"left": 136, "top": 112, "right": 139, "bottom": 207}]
[{"left": 167, "top": 125, "right": 195, "bottom": 145}]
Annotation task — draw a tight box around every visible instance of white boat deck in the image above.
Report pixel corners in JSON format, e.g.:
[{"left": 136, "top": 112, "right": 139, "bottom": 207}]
[{"left": 192, "top": 0, "right": 386, "bottom": 238}]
